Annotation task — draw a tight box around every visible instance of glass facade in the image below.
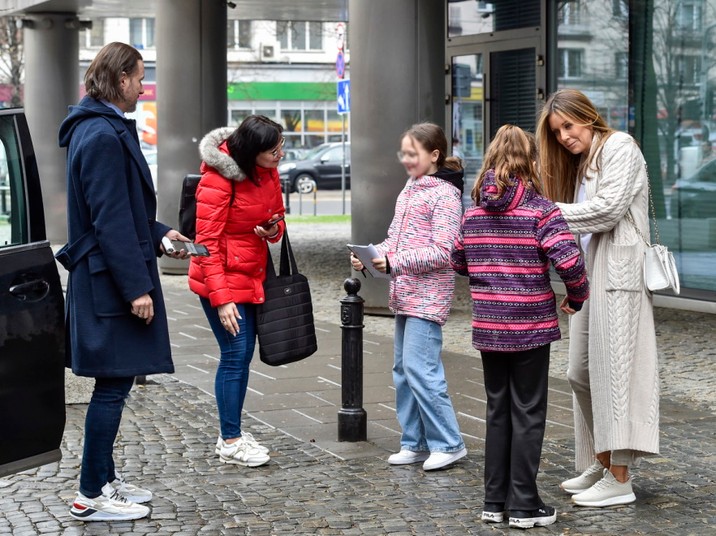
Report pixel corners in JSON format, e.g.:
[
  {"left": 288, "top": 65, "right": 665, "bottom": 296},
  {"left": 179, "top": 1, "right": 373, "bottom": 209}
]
[
  {"left": 447, "top": 0, "right": 716, "bottom": 299},
  {"left": 643, "top": 0, "right": 716, "bottom": 296}
]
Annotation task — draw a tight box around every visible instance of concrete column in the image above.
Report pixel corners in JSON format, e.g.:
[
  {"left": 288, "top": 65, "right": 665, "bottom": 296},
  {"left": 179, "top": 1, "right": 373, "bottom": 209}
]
[
  {"left": 348, "top": 0, "right": 446, "bottom": 310},
  {"left": 22, "top": 13, "right": 79, "bottom": 245},
  {"left": 156, "top": 0, "right": 227, "bottom": 274}
]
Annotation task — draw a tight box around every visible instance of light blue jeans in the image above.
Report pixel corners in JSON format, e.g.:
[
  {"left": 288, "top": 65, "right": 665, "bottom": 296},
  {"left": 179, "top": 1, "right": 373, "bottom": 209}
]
[
  {"left": 200, "top": 298, "right": 256, "bottom": 440},
  {"left": 393, "top": 315, "right": 465, "bottom": 453}
]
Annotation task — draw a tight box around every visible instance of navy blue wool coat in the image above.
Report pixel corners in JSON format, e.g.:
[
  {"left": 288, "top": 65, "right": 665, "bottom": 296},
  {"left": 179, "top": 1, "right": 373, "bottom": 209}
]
[{"left": 58, "top": 96, "right": 175, "bottom": 378}]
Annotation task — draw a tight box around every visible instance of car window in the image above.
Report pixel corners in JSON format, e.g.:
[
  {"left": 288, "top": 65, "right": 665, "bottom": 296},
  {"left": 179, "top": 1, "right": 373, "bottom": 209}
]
[
  {"left": 304, "top": 144, "right": 328, "bottom": 159},
  {"left": 323, "top": 147, "right": 343, "bottom": 161},
  {"left": 0, "top": 116, "right": 28, "bottom": 247}
]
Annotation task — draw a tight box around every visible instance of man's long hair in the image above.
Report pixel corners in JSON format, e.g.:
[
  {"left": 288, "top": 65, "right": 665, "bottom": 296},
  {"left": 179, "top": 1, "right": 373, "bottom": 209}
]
[{"left": 85, "top": 42, "right": 143, "bottom": 103}]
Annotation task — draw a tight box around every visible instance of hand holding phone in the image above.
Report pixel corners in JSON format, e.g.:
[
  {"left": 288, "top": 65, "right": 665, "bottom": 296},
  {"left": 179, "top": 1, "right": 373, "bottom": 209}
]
[
  {"left": 261, "top": 214, "right": 285, "bottom": 229},
  {"left": 162, "top": 237, "right": 210, "bottom": 257}
]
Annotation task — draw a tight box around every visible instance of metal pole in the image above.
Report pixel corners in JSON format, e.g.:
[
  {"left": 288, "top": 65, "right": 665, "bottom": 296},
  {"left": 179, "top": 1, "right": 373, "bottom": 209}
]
[
  {"left": 341, "top": 114, "right": 346, "bottom": 215},
  {"left": 283, "top": 177, "right": 291, "bottom": 214},
  {"left": 338, "top": 278, "right": 367, "bottom": 441}
]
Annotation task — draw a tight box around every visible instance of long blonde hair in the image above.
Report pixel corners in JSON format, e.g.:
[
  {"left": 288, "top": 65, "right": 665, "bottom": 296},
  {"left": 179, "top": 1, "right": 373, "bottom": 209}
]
[
  {"left": 536, "top": 89, "right": 615, "bottom": 202},
  {"left": 471, "top": 124, "right": 541, "bottom": 203}
]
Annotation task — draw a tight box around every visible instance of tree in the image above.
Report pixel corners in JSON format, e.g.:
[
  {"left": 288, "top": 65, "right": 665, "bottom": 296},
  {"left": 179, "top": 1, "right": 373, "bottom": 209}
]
[{"left": 0, "top": 16, "right": 23, "bottom": 107}]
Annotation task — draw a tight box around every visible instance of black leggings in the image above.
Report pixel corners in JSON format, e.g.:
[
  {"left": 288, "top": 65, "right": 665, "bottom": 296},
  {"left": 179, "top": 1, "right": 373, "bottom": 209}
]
[{"left": 481, "top": 344, "right": 550, "bottom": 511}]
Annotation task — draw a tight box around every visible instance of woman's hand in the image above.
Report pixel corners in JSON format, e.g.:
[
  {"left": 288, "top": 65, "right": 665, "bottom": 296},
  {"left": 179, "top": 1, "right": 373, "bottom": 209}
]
[
  {"left": 254, "top": 214, "right": 282, "bottom": 238},
  {"left": 218, "top": 302, "right": 241, "bottom": 336}
]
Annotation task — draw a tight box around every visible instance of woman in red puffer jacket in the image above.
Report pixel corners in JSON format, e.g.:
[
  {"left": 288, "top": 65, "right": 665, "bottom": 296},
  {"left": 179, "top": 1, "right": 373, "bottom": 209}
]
[{"left": 188, "top": 115, "right": 285, "bottom": 467}]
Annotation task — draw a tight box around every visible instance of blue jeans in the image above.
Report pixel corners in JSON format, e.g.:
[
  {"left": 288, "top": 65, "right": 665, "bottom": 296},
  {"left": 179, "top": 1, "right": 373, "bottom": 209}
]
[
  {"left": 200, "top": 298, "right": 256, "bottom": 440},
  {"left": 79, "top": 376, "right": 135, "bottom": 498},
  {"left": 393, "top": 315, "right": 464, "bottom": 453}
]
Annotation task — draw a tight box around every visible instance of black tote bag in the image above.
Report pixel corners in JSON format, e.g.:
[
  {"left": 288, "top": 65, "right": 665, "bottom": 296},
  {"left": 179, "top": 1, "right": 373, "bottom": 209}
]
[{"left": 256, "top": 229, "right": 318, "bottom": 365}]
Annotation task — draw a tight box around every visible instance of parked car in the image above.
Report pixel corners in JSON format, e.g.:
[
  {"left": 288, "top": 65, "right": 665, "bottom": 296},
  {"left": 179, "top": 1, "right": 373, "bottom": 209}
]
[
  {"left": 278, "top": 142, "right": 350, "bottom": 194},
  {"left": 282, "top": 147, "right": 307, "bottom": 161},
  {"left": 670, "top": 158, "right": 716, "bottom": 218},
  {"left": 0, "top": 109, "right": 66, "bottom": 478}
]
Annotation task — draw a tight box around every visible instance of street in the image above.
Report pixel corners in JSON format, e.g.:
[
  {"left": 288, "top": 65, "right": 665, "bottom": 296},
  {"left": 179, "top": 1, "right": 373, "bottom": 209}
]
[{"left": 284, "top": 188, "right": 351, "bottom": 216}]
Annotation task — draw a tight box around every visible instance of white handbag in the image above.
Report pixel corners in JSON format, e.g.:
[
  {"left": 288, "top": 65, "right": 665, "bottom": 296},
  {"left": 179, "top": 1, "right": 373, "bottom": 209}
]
[
  {"left": 643, "top": 243, "right": 680, "bottom": 294},
  {"left": 626, "top": 182, "right": 681, "bottom": 295}
]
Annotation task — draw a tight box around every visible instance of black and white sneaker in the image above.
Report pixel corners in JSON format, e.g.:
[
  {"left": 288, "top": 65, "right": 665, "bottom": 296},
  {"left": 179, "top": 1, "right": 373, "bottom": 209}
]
[
  {"left": 508, "top": 505, "right": 557, "bottom": 529},
  {"left": 69, "top": 491, "right": 149, "bottom": 522},
  {"left": 481, "top": 503, "right": 506, "bottom": 523}
]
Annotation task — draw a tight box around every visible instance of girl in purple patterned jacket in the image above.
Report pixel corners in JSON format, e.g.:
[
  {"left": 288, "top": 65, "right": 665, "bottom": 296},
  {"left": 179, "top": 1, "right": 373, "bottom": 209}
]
[
  {"left": 451, "top": 125, "right": 589, "bottom": 529},
  {"left": 350, "top": 123, "right": 467, "bottom": 472}
]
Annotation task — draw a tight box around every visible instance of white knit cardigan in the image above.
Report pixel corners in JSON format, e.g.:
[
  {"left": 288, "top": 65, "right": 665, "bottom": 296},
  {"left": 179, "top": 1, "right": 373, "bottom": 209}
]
[{"left": 557, "top": 131, "right": 660, "bottom": 470}]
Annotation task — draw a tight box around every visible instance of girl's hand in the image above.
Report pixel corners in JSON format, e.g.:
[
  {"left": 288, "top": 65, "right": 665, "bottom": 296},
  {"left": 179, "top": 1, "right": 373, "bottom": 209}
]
[
  {"left": 350, "top": 253, "right": 364, "bottom": 271},
  {"left": 559, "top": 295, "right": 576, "bottom": 315},
  {"left": 218, "top": 302, "right": 241, "bottom": 336},
  {"left": 371, "top": 256, "right": 387, "bottom": 274}
]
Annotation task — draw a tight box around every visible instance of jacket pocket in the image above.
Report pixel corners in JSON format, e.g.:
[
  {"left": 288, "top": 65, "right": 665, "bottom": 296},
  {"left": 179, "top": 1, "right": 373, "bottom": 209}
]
[
  {"left": 87, "top": 252, "right": 133, "bottom": 317},
  {"left": 605, "top": 243, "right": 642, "bottom": 292}
]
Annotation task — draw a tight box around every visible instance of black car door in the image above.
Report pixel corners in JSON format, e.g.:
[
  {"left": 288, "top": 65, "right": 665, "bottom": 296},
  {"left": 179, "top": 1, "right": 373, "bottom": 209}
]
[
  {"left": 315, "top": 146, "right": 346, "bottom": 188},
  {"left": 0, "top": 109, "right": 65, "bottom": 477}
]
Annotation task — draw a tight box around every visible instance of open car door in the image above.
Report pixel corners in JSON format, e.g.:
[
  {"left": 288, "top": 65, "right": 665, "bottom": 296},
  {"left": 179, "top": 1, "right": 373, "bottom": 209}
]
[{"left": 0, "top": 109, "right": 65, "bottom": 477}]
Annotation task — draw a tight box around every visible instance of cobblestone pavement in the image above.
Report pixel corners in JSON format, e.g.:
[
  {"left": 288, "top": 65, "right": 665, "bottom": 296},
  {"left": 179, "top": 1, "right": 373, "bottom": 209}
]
[{"left": 1, "top": 221, "right": 714, "bottom": 535}]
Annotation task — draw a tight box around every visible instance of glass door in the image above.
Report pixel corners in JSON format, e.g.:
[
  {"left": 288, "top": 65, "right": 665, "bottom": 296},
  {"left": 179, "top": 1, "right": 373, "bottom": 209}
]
[{"left": 449, "top": 38, "right": 542, "bottom": 203}]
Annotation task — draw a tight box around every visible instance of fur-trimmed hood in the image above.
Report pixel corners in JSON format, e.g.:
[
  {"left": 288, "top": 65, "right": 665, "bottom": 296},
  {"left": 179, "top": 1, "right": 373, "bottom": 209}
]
[{"left": 198, "top": 127, "right": 246, "bottom": 181}]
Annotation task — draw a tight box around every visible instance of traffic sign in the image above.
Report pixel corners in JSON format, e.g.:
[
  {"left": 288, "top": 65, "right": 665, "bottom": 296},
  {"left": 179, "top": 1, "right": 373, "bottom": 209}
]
[
  {"left": 337, "top": 79, "right": 350, "bottom": 114},
  {"left": 336, "top": 51, "right": 345, "bottom": 79}
]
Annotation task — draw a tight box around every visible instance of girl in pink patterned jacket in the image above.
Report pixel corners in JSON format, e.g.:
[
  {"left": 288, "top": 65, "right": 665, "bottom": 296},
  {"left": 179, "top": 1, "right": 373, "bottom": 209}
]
[{"left": 350, "top": 122, "right": 466, "bottom": 471}]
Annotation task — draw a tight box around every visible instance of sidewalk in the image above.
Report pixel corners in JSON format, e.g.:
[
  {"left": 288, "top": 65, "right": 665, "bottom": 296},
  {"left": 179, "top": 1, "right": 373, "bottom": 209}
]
[{"left": 1, "top": 276, "right": 715, "bottom": 535}]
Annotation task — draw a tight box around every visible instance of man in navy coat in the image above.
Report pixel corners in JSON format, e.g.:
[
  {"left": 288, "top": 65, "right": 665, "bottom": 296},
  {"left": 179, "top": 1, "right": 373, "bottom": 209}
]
[{"left": 58, "top": 42, "right": 189, "bottom": 522}]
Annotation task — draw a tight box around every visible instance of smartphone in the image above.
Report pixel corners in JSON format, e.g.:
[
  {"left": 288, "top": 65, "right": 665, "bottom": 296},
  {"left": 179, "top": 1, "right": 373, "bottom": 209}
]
[
  {"left": 261, "top": 214, "right": 285, "bottom": 229},
  {"left": 162, "top": 237, "right": 210, "bottom": 257}
]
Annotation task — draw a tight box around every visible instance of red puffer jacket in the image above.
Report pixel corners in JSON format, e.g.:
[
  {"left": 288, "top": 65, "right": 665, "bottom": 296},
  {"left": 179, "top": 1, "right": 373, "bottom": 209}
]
[{"left": 188, "top": 127, "right": 285, "bottom": 307}]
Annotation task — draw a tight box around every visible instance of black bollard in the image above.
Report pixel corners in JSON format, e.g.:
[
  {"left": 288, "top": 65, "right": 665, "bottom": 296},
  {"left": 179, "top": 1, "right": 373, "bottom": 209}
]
[{"left": 338, "top": 277, "right": 367, "bottom": 441}]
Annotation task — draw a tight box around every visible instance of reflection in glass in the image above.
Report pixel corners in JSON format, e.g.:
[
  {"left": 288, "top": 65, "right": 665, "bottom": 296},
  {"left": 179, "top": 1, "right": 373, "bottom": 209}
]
[
  {"left": 448, "top": 0, "right": 540, "bottom": 38},
  {"left": 554, "top": 0, "right": 716, "bottom": 293},
  {"left": 451, "top": 54, "right": 484, "bottom": 203}
]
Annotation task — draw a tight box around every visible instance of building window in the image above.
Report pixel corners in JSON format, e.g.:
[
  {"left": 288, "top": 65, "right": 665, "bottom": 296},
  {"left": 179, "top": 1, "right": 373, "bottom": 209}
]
[
  {"left": 81, "top": 18, "right": 104, "bottom": 48},
  {"left": 277, "top": 21, "right": 323, "bottom": 51},
  {"left": 129, "top": 18, "right": 155, "bottom": 49},
  {"left": 612, "top": 0, "right": 628, "bottom": 18},
  {"left": 558, "top": 0, "right": 582, "bottom": 25},
  {"left": 677, "top": 1, "right": 703, "bottom": 32},
  {"left": 227, "top": 20, "right": 251, "bottom": 49},
  {"left": 677, "top": 54, "right": 701, "bottom": 85},
  {"left": 615, "top": 51, "right": 628, "bottom": 80},
  {"left": 558, "top": 48, "right": 583, "bottom": 79}
]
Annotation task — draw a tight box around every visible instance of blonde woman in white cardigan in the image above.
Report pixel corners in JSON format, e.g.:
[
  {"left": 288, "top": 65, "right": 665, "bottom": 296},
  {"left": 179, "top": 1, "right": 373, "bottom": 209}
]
[{"left": 536, "top": 89, "right": 659, "bottom": 508}]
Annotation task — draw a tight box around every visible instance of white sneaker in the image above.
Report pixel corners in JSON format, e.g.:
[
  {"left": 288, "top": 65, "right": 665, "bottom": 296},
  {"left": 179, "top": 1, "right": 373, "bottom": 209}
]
[
  {"left": 219, "top": 438, "right": 270, "bottom": 467},
  {"left": 387, "top": 449, "right": 430, "bottom": 465},
  {"left": 102, "top": 473, "right": 152, "bottom": 504},
  {"left": 572, "top": 469, "right": 636, "bottom": 507},
  {"left": 422, "top": 448, "right": 467, "bottom": 471},
  {"left": 239, "top": 432, "right": 270, "bottom": 454},
  {"left": 215, "top": 433, "right": 270, "bottom": 455},
  {"left": 69, "top": 491, "right": 150, "bottom": 521},
  {"left": 560, "top": 461, "right": 605, "bottom": 494}
]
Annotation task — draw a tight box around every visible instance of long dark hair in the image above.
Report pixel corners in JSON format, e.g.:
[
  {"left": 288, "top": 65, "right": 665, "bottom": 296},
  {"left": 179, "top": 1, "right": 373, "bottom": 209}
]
[{"left": 226, "top": 115, "right": 284, "bottom": 184}]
